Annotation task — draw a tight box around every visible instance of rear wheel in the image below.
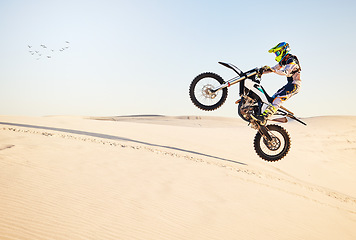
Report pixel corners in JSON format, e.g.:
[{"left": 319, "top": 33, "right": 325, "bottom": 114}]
[
  {"left": 254, "top": 124, "right": 291, "bottom": 162},
  {"left": 189, "top": 72, "right": 228, "bottom": 111}
]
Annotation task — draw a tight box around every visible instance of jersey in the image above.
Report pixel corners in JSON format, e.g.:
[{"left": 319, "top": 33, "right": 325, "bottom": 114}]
[{"left": 271, "top": 54, "right": 301, "bottom": 86}]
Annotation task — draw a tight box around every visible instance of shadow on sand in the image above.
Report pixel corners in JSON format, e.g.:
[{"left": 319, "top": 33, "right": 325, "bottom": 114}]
[{"left": 0, "top": 121, "right": 247, "bottom": 166}]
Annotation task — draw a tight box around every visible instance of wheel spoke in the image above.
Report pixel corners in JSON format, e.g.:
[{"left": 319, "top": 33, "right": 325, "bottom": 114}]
[
  {"left": 253, "top": 124, "right": 291, "bottom": 162},
  {"left": 189, "top": 72, "right": 228, "bottom": 111},
  {"left": 260, "top": 131, "right": 284, "bottom": 156},
  {"left": 194, "top": 78, "right": 223, "bottom": 106}
]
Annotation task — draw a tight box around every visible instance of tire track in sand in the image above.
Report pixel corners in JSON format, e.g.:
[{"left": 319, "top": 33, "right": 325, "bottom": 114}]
[{"left": 1, "top": 126, "right": 356, "bottom": 215}]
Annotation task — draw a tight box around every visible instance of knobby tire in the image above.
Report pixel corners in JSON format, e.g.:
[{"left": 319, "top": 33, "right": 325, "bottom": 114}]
[
  {"left": 189, "top": 72, "right": 228, "bottom": 111},
  {"left": 254, "top": 124, "right": 291, "bottom": 162}
]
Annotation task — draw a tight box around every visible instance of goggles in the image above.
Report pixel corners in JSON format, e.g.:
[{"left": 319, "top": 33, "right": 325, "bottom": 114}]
[{"left": 269, "top": 42, "right": 290, "bottom": 62}]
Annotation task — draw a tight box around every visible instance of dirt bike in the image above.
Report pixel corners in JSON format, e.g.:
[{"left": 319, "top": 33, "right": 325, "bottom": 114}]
[{"left": 189, "top": 62, "right": 306, "bottom": 162}]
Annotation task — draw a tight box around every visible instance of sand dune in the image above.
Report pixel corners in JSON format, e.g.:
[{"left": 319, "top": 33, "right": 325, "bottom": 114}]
[{"left": 0, "top": 115, "right": 355, "bottom": 240}]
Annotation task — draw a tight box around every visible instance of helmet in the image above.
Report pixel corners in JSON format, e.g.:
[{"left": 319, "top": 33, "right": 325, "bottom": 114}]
[{"left": 269, "top": 42, "right": 291, "bottom": 62}]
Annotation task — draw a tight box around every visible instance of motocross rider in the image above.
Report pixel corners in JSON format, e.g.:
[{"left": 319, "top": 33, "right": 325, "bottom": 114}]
[{"left": 256, "top": 42, "right": 301, "bottom": 124}]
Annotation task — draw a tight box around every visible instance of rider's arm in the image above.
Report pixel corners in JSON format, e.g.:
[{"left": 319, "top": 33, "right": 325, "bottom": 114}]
[{"left": 272, "top": 62, "right": 299, "bottom": 77}]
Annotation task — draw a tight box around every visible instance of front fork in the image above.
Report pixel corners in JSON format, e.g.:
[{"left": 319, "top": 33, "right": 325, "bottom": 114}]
[
  {"left": 237, "top": 96, "right": 271, "bottom": 141},
  {"left": 249, "top": 117, "right": 273, "bottom": 142},
  {"left": 258, "top": 125, "right": 273, "bottom": 142}
]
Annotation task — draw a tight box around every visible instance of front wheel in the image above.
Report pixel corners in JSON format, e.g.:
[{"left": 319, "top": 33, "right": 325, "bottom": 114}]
[
  {"left": 189, "top": 72, "right": 228, "bottom": 111},
  {"left": 254, "top": 124, "right": 291, "bottom": 162}
]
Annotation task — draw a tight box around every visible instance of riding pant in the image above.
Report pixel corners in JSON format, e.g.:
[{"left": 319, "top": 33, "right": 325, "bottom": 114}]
[{"left": 271, "top": 83, "right": 300, "bottom": 108}]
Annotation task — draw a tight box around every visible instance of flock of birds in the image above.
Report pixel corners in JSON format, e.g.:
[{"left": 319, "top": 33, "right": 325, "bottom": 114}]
[{"left": 28, "top": 41, "right": 70, "bottom": 60}]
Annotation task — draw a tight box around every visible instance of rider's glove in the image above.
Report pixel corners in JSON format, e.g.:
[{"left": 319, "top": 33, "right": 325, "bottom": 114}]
[
  {"left": 258, "top": 65, "right": 273, "bottom": 78},
  {"left": 261, "top": 66, "right": 273, "bottom": 74},
  {"left": 262, "top": 65, "right": 272, "bottom": 73}
]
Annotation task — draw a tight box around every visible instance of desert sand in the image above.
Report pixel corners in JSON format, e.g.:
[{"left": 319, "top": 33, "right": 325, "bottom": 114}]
[{"left": 0, "top": 115, "right": 355, "bottom": 240}]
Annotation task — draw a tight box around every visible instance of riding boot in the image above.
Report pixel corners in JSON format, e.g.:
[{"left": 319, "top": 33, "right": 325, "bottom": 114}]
[{"left": 256, "top": 104, "right": 277, "bottom": 125}]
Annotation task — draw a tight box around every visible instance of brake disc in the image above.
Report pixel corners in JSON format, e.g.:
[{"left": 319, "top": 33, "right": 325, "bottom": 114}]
[
  {"left": 263, "top": 136, "right": 281, "bottom": 151},
  {"left": 202, "top": 84, "right": 216, "bottom": 99}
]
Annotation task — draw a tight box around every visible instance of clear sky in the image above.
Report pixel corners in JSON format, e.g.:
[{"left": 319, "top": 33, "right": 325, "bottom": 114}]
[{"left": 0, "top": 0, "right": 355, "bottom": 118}]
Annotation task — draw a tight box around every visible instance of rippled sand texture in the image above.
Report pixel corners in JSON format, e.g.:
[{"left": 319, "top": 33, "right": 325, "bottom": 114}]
[{"left": 0, "top": 115, "right": 355, "bottom": 240}]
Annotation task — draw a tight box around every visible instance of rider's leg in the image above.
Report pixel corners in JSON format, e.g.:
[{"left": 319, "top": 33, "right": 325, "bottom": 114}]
[
  {"left": 256, "top": 104, "right": 278, "bottom": 124},
  {"left": 257, "top": 83, "right": 299, "bottom": 124}
]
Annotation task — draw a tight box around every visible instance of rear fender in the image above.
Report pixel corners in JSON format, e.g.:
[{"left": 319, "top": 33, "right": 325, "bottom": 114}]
[{"left": 218, "top": 62, "right": 242, "bottom": 75}]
